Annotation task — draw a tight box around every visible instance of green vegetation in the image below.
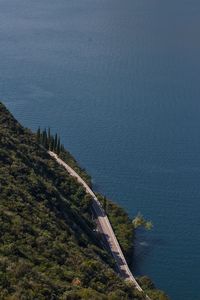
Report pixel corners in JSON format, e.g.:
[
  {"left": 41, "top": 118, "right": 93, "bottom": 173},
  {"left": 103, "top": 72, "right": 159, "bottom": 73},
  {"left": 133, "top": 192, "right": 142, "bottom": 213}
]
[
  {"left": 37, "top": 127, "right": 91, "bottom": 186},
  {"left": 0, "top": 102, "right": 169, "bottom": 300},
  {"left": 97, "top": 194, "right": 134, "bottom": 266},
  {"left": 36, "top": 127, "right": 63, "bottom": 155},
  {"left": 137, "top": 277, "right": 170, "bottom": 300},
  {"left": 132, "top": 213, "right": 153, "bottom": 231}
]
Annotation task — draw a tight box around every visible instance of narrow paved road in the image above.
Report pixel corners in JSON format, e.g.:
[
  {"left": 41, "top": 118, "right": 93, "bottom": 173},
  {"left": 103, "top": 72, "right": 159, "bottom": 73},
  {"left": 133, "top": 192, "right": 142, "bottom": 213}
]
[{"left": 48, "top": 151, "right": 150, "bottom": 298}]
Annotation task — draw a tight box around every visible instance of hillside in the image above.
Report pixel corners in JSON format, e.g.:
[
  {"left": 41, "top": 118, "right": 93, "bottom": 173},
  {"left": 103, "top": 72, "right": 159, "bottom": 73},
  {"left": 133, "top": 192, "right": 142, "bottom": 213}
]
[{"left": 0, "top": 102, "right": 169, "bottom": 300}]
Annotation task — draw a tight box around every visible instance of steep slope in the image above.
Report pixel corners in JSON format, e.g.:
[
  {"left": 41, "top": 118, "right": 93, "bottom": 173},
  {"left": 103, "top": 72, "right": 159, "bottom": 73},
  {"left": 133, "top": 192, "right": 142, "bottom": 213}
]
[
  {"left": 0, "top": 102, "right": 169, "bottom": 300},
  {"left": 0, "top": 103, "right": 144, "bottom": 299}
]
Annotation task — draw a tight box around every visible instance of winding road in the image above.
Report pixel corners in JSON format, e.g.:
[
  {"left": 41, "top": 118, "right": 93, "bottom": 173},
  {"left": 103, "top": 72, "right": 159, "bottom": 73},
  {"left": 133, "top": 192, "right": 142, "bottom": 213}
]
[{"left": 48, "top": 151, "right": 150, "bottom": 298}]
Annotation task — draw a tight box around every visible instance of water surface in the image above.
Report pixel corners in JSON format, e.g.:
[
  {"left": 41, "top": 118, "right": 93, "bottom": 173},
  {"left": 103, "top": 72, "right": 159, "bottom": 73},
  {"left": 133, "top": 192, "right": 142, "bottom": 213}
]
[{"left": 1, "top": 0, "right": 200, "bottom": 299}]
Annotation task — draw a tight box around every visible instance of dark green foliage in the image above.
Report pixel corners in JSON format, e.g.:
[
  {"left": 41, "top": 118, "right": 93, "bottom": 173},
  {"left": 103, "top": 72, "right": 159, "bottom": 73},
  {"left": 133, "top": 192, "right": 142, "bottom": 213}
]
[
  {"left": 57, "top": 137, "right": 61, "bottom": 155},
  {"left": 98, "top": 194, "right": 134, "bottom": 265},
  {"left": 137, "top": 277, "right": 169, "bottom": 300},
  {"left": 102, "top": 196, "right": 107, "bottom": 213},
  {"left": 0, "top": 102, "right": 145, "bottom": 299},
  {"left": 0, "top": 102, "right": 169, "bottom": 300},
  {"left": 36, "top": 127, "right": 91, "bottom": 186},
  {"left": 36, "top": 127, "right": 61, "bottom": 154}
]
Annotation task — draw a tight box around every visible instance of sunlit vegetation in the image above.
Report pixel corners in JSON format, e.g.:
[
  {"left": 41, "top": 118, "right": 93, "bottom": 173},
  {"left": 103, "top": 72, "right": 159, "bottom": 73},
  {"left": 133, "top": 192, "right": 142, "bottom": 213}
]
[
  {"left": 0, "top": 102, "right": 169, "bottom": 300},
  {"left": 132, "top": 212, "right": 153, "bottom": 231}
]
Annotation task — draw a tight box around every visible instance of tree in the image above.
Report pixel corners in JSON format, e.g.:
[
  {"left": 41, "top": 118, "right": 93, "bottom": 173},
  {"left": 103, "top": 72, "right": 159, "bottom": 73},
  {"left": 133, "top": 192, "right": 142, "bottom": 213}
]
[
  {"left": 50, "top": 136, "right": 54, "bottom": 151},
  {"left": 54, "top": 133, "right": 58, "bottom": 151},
  {"left": 103, "top": 196, "right": 107, "bottom": 213},
  {"left": 36, "top": 127, "right": 41, "bottom": 143},
  {"left": 44, "top": 129, "right": 48, "bottom": 149},
  {"left": 48, "top": 127, "right": 51, "bottom": 147},
  {"left": 57, "top": 137, "right": 61, "bottom": 154},
  {"left": 132, "top": 212, "right": 153, "bottom": 230},
  {"left": 36, "top": 127, "right": 65, "bottom": 156},
  {"left": 41, "top": 129, "right": 47, "bottom": 148}
]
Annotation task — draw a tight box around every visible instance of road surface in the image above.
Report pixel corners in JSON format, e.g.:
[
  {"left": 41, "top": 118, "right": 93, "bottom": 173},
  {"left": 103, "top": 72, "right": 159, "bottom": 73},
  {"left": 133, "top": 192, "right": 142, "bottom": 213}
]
[{"left": 48, "top": 151, "right": 150, "bottom": 298}]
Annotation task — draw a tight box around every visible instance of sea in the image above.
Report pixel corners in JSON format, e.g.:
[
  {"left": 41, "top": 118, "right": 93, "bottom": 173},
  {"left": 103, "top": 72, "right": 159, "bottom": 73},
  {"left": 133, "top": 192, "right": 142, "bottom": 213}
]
[{"left": 1, "top": 0, "right": 200, "bottom": 299}]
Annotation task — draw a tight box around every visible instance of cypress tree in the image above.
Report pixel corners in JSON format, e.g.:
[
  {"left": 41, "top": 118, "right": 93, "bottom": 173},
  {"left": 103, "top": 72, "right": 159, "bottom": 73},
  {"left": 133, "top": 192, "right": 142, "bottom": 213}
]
[
  {"left": 103, "top": 196, "right": 107, "bottom": 213},
  {"left": 57, "top": 137, "right": 61, "bottom": 154},
  {"left": 42, "top": 130, "right": 45, "bottom": 145},
  {"left": 50, "top": 136, "right": 54, "bottom": 151},
  {"left": 37, "top": 127, "right": 41, "bottom": 143},
  {"left": 48, "top": 127, "right": 51, "bottom": 149},
  {"left": 37, "top": 128, "right": 64, "bottom": 154},
  {"left": 43, "top": 129, "right": 48, "bottom": 149},
  {"left": 54, "top": 133, "right": 58, "bottom": 152},
  {"left": 60, "top": 144, "right": 64, "bottom": 153}
]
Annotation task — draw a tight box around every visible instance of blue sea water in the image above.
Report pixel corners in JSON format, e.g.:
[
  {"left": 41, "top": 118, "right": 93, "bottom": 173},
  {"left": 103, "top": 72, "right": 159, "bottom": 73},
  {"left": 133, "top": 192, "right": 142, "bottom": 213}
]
[{"left": 1, "top": 0, "right": 200, "bottom": 299}]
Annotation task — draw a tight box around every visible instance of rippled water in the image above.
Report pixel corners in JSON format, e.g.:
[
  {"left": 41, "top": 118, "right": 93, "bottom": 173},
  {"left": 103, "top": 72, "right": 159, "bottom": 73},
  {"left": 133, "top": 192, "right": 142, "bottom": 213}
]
[{"left": 1, "top": 0, "right": 200, "bottom": 299}]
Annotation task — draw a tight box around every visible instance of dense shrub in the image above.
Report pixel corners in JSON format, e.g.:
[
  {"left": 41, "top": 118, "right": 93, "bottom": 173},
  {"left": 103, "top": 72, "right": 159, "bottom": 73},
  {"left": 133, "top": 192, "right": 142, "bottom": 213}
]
[{"left": 0, "top": 102, "right": 169, "bottom": 300}]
